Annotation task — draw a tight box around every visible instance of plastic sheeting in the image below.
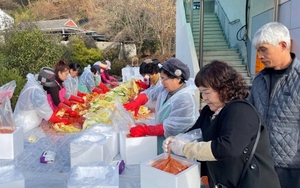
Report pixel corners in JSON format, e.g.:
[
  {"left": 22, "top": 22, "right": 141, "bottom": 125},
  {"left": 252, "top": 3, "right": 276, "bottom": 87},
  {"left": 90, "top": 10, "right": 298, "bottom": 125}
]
[
  {"left": 67, "top": 163, "right": 118, "bottom": 188},
  {"left": 0, "top": 125, "right": 142, "bottom": 188}
]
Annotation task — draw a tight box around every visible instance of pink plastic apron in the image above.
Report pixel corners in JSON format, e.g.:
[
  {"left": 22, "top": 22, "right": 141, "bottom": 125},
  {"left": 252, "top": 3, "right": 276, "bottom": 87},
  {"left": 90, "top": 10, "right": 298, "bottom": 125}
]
[{"left": 47, "top": 80, "right": 66, "bottom": 111}]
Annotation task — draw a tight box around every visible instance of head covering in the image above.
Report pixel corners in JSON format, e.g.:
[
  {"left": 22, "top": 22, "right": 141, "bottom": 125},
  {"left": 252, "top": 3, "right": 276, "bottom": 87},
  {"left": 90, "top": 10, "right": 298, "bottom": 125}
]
[
  {"left": 93, "top": 64, "right": 101, "bottom": 74},
  {"left": 99, "top": 61, "right": 108, "bottom": 69},
  {"left": 161, "top": 58, "right": 190, "bottom": 80},
  {"left": 35, "top": 67, "right": 56, "bottom": 87},
  {"left": 105, "top": 60, "right": 111, "bottom": 70}
]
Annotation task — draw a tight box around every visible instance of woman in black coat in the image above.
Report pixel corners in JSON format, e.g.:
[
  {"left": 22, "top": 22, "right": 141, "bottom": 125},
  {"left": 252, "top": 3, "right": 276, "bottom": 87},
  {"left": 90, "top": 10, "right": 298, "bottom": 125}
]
[{"left": 163, "top": 60, "right": 280, "bottom": 188}]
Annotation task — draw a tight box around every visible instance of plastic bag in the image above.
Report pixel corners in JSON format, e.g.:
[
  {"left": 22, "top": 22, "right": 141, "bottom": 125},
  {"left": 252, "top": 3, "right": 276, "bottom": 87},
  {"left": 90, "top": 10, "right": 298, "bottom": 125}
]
[
  {"left": 176, "top": 128, "right": 203, "bottom": 142},
  {"left": 0, "top": 163, "right": 24, "bottom": 184},
  {"left": 0, "top": 80, "right": 15, "bottom": 100},
  {"left": 0, "top": 81, "right": 17, "bottom": 133},
  {"left": 110, "top": 99, "right": 135, "bottom": 132},
  {"left": 67, "top": 163, "right": 118, "bottom": 188}
]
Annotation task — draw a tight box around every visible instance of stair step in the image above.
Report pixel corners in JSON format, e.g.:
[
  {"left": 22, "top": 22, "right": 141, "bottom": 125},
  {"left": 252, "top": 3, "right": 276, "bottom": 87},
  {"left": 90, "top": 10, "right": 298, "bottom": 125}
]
[
  {"left": 203, "top": 49, "right": 239, "bottom": 55},
  {"left": 192, "top": 26, "right": 222, "bottom": 32},
  {"left": 202, "top": 59, "right": 244, "bottom": 64},
  {"left": 201, "top": 45, "right": 230, "bottom": 50},
  {"left": 203, "top": 55, "right": 241, "bottom": 60}
]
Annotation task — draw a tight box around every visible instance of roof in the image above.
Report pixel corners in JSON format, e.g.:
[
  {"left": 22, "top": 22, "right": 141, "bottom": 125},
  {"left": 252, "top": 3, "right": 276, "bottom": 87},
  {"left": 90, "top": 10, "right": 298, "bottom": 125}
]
[{"left": 33, "top": 19, "right": 81, "bottom": 32}]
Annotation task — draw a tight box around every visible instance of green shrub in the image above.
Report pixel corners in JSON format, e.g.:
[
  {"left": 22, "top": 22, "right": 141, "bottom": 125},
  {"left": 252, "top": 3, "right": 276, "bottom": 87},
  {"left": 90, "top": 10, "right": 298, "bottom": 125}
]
[
  {"left": 1, "top": 25, "right": 66, "bottom": 77},
  {"left": 68, "top": 37, "right": 103, "bottom": 67},
  {"left": 108, "top": 59, "right": 127, "bottom": 78},
  {"left": 0, "top": 67, "right": 27, "bottom": 110}
]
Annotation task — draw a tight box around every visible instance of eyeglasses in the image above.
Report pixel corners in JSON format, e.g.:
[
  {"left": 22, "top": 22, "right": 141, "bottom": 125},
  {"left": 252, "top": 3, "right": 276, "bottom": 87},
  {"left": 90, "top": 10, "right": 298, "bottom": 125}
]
[{"left": 161, "top": 77, "right": 170, "bottom": 82}]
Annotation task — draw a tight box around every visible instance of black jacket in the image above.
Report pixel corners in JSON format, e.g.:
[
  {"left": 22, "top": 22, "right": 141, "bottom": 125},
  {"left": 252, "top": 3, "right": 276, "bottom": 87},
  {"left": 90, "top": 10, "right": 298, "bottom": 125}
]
[{"left": 189, "top": 100, "right": 280, "bottom": 188}]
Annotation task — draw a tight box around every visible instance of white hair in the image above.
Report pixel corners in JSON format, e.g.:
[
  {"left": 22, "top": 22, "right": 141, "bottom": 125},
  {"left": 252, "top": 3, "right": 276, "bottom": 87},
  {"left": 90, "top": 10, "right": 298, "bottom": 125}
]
[{"left": 252, "top": 22, "right": 290, "bottom": 49}]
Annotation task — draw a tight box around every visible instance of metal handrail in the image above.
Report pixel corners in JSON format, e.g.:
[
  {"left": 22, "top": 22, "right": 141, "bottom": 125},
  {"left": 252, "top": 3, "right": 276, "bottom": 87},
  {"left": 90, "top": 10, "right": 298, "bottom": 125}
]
[
  {"left": 190, "top": 0, "right": 194, "bottom": 27},
  {"left": 273, "top": 0, "right": 279, "bottom": 21},
  {"left": 198, "top": 0, "right": 204, "bottom": 68}
]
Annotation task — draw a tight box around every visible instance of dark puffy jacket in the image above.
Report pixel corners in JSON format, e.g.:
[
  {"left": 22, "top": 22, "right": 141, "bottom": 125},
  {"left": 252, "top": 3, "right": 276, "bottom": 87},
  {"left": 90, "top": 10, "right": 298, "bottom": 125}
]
[{"left": 248, "top": 53, "right": 300, "bottom": 168}]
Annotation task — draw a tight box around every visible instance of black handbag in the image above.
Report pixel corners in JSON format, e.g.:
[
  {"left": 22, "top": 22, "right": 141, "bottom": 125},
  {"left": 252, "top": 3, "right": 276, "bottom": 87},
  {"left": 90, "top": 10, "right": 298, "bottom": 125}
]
[{"left": 215, "top": 101, "right": 262, "bottom": 188}]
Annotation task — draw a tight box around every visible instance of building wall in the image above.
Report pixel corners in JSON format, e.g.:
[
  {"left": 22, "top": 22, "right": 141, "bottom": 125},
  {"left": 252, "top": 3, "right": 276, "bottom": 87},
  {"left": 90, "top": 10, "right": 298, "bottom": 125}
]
[{"left": 248, "top": 0, "right": 300, "bottom": 75}]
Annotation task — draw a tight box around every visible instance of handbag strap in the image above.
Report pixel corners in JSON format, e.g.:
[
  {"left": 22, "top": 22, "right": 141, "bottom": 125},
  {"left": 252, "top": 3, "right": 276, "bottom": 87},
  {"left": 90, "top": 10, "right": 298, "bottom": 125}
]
[{"left": 236, "top": 102, "right": 261, "bottom": 188}]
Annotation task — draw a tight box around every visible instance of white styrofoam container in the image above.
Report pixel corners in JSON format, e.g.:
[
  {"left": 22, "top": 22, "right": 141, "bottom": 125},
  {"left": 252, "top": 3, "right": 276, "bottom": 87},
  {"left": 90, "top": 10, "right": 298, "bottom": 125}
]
[
  {"left": 67, "top": 165, "right": 119, "bottom": 188},
  {"left": 0, "top": 165, "right": 25, "bottom": 188},
  {"left": 119, "top": 131, "right": 157, "bottom": 165},
  {"left": 0, "top": 127, "right": 24, "bottom": 160},
  {"left": 86, "top": 125, "right": 119, "bottom": 158},
  {"left": 140, "top": 154, "right": 201, "bottom": 188},
  {"left": 70, "top": 133, "right": 114, "bottom": 167}
]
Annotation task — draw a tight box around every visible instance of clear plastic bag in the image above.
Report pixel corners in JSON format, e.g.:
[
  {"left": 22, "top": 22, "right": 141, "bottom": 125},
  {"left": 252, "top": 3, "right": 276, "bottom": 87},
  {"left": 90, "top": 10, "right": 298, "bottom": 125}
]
[
  {"left": 0, "top": 80, "right": 15, "bottom": 99},
  {"left": 0, "top": 81, "right": 17, "bottom": 133},
  {"left": 67, "top": 163, "right": 118, "bottom": 188},
  {"left": 110, "top": 99, "right": 135, "bottom": 132}
]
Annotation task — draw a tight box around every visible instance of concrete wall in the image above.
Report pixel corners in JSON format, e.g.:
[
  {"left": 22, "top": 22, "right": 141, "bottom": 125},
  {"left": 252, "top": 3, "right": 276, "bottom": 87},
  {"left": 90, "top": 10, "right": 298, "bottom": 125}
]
[
  {"left": 176, "top": 0, "right": 199, "bottom": 78},
  {"left": 176, "top": 0, "right": 200, "bottom": 110}
]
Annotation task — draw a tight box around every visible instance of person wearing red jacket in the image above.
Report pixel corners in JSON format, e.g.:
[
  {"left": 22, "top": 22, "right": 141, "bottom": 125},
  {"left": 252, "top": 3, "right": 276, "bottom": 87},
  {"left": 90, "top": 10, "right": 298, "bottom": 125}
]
[
  {"left": 44, "top": 59, "right": 78, "bottom": 117},
  {"left": 123, "top": 58, "right": 199, "bottom": 154}
]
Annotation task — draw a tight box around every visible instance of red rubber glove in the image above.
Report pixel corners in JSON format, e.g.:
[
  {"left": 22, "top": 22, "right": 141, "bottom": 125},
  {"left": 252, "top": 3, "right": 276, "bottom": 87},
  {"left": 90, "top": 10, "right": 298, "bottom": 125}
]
[
  {"left": 130, "top": 124, "right": 164, "bottom": 137},
  {"left": 98, "top": 82, "right": 110, "bottom": 93},
  {"left": 135, "top": 80, "right": 149, "bottom": 90},
  {"left": 111, "top": 82, "right": 119, "bottom": 87},
  {"left": 77, "top": 91, "right": 86, "bottom": 97},
  {"left": 123, "top": 93, "right": 148, "bottom": 116},
  {"left": 92, "top": 87, "right": 105, "bottom": 94},
  {"left": 63, "top": 98, "right": 76, "bottom": 107},
  {"left": 48, "top": 112, "right": 71, "bottom": 124},
  {"left": 58, "top": 102, "right": 71, "bottom": 110},
  {"left": 65, "top": 108, "right": 79, "bottom": 117},
  {"left": 69, "top": 95, "right": 84, "bottom": 104}
]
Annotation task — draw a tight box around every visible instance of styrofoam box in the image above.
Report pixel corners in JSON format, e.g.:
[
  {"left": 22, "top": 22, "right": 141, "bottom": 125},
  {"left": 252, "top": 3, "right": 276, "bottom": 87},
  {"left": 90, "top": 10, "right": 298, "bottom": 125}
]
[
  {"left": 0, "top": 127, "right": 24, "bottom": 160},
  {"left": 67, "top": 165, "right": 119, "bottom": 188},
  {"left": 86, "top": 125, "right": 119, "bottom": 158},
  {"left": 0, "top": 165, "right": 25, "bottom": 188},
  {"left": 119, "top": 131, "right": 157, "bottom": 165},
  {"left": 140, "top": 154, "right": 201, "bottom": 188},
  {"left": 70, "top": 133, "right": 114, "bottom": 167}
]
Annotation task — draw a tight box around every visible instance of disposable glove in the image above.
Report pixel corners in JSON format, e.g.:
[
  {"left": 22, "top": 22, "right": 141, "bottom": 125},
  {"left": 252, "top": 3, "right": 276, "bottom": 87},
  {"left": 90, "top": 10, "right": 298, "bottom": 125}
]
[
  {"left": 130, "top": 124, "right": 164, "bottom": 137},
  {"left": 65, "top": 108, "right": 79, "bottom": 117},
  {"left": 49, "top": 112, "right": 71, "bottom": 125},
  {"left": 169, "top": 134, "right": 189, "bottom": 156},
  {"left": 98, "top": 82, "right": 110, "bottom": 93},
  {"left": 69, "top": 95, "right": 84, "bottom": 104},
  {"left": 92, "top": 87, "right": 105, "bottom": 94},
  {"left": 135, "top": 80, "right": 149, "bottom": 90},
  {"left": 162, "top": 136, "right": 174, "bottom": 153},
  {"left": 77, "top": 91, "right": 86, "bottom": 97},
  {"left": 63, "top": 98, "right": 76, "bottom": 107},
  {"left": 123, "top": 93, "right": 148, "bottom": 116}
]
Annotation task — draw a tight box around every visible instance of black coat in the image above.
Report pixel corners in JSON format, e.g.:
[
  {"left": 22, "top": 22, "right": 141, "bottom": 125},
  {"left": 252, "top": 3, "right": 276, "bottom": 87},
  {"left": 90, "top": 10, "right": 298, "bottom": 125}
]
[{"left": 189, "top": 99, "right": 280, "bottom": 188}]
